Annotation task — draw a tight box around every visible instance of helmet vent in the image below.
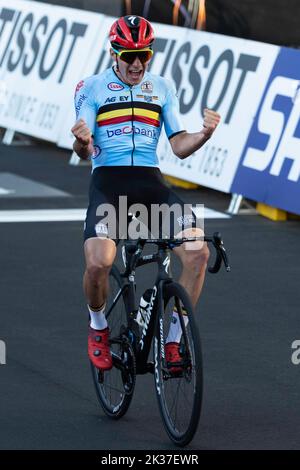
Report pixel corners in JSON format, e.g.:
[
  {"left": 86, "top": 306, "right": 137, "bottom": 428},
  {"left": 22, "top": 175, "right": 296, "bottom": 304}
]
[
  {"left": 109, "top": 16, "right": 154, "bottom": 49},
  {"left": 131, "top": 28, "right": 138, "bottom": 43},
  {"left": 116, "top": 24, "right": 126, "bottom": 39}
]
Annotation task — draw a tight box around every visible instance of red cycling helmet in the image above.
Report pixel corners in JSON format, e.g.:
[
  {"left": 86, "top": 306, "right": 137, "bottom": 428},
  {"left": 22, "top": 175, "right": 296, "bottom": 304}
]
[{"left": 109, "top": 15, "right": 155, "bottom": 50}]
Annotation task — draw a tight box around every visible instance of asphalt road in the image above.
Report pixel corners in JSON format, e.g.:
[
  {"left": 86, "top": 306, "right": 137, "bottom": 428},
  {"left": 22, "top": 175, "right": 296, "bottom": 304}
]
[{"left": 0, "top": 141, "right": 300, "bottom": 450}]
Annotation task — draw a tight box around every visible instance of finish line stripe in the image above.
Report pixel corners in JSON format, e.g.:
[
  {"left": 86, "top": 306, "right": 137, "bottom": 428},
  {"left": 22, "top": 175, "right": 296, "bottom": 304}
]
[
  {"left": 0, "top": 208, "right": 230, "bottom": 223},
  {"left": 0, "top": 209, "right": 86, "bottom": 222}
]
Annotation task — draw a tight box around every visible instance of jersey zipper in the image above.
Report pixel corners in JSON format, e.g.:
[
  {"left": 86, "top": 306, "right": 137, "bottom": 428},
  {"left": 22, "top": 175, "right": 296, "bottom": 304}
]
[{"left": 129, "top": 87, "right": 135, "bottom": 166}]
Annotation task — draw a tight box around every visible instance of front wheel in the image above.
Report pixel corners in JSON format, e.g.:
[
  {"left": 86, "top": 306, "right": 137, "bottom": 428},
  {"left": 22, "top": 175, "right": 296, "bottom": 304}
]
[{"left": 153, "top": 282, "right": 203, "bottom": 446}]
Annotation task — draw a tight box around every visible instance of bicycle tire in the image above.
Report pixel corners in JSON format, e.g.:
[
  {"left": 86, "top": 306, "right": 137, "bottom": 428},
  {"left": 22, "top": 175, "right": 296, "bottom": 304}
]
[
  {"left": 91, "top": 265, "right": 136, "bottom": 419},
  {"left": 153, "top": 281, "right": 203, "bottom": 446}
]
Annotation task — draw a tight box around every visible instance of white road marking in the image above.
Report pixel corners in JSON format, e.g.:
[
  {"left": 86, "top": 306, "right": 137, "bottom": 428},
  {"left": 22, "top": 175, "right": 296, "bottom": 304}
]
[
  {"left": 0, "top": 209, "right": 86, "bottom": 222},
  {"left": 0, "top": 207, "right": 231, "bottom": 223},
  {"left": 203, "top": 208, "right": 231, "bottom": 219},
  {"left": 0, "top": 187, "right": 15, "bottom": 195}
]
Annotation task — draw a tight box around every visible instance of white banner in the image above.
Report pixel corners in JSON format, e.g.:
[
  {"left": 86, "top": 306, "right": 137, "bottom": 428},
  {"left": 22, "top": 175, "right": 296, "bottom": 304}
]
[
  {"left": 153, "top": 29, "right": 279, "bottom": 192},
  {"left": 0, "top": 0, "right": 104, "bottom": 141}
]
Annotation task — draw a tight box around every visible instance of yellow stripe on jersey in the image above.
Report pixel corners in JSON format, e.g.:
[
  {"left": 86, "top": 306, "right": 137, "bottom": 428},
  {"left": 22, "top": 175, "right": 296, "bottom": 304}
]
[{"left": 97, "top": 107, "right": 160, "bottom": 123}]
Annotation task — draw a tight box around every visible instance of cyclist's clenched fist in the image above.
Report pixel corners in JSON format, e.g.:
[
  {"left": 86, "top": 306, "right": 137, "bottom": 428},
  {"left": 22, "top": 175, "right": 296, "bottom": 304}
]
[
  {"left": 71, "top": 119, "right": 94, "bottom": 160},
  {"left": 169, "top": 108, "right": 221, "bottom": 159},
  {"left": 71, "top": 118, "right": 93, "bottom": 146},
  {"left": 201, "top": 108, "right": 221, "bottom": 139}
]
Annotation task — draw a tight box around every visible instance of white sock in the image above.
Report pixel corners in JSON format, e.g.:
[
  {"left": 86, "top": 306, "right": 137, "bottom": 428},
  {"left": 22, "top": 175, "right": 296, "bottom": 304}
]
[
  {"left": 88, "top": 304, "right": 107, "bottom": 330},
  {"left": 166, "top": 310, "right": 189, "bottom": 344}
]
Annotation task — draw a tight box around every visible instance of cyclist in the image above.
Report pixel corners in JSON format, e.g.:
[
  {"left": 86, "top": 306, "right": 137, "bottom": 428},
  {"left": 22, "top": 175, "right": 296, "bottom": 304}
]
[{"left": 71, "top": 16, "right": 220, "bottom": 371}]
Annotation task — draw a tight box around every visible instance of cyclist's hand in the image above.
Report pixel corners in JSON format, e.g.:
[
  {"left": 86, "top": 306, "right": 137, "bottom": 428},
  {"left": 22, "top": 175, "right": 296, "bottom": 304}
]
[
  {"left": 201, "top": 109, "right": 221, "bottom": 139},
  {"left": 71, "top": 119, "right": 93, "bottom": 146}
]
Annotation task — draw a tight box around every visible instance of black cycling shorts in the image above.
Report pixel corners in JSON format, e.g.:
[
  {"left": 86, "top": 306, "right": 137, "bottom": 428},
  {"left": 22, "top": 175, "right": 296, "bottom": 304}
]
[{"left": 84, "top": 166, "right": 199, "bottom": 242}]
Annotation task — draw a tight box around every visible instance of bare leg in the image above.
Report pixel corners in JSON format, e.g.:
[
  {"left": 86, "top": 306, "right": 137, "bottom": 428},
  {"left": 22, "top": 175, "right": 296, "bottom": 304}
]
[
  {"left": 177, "top": 248, "right": 209, "bottom": 307},
  {"left": 173, "top": 228, "right": 210, "bottom": 308},
  {"left": 83, "top": 238, "right": 117, "bottom": 309}
]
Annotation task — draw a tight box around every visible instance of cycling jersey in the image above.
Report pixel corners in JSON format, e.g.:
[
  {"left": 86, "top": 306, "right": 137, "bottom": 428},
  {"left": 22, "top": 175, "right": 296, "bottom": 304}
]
[{"left": 74, "top": 67, "right": 185, "bottom": 170}]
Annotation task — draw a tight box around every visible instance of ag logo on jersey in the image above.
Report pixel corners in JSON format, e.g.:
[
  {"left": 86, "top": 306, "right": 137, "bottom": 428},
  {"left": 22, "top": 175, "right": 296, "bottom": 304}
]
[
  {"left": 108, "top": 82, "right": 124, "bottom": 91},
  {"left": 141, "top": 81, "right": 153, "bottom": 93}
]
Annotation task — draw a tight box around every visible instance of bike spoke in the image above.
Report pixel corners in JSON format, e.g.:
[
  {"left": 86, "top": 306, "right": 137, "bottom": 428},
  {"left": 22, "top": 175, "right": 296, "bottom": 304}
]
[{"left": 103, "top": 383, "right": 125, "bottom": 395}]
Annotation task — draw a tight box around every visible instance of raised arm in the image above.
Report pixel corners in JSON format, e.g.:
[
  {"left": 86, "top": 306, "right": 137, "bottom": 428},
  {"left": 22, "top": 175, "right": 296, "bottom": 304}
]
[
  {"left": 169, "top": 108, "right": 221, "bottom": 159},
  {"left": 71, "top": 79, "right": 96, "bottom": 160}
]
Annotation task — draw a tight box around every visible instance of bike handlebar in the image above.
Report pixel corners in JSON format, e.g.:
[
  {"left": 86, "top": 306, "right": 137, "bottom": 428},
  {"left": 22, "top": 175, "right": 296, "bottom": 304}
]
[
  {"left": 205, "top": 232, "right": 231, "bottom": 273},
  {"left": 124, "top": 232, "right": 231, "bottom": 274}
]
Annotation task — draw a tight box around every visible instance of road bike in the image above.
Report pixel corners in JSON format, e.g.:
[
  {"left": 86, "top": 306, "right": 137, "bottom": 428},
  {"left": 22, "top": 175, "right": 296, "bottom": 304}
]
[{"left": 90, "top": 232, "right": 230, "bottom": 446}]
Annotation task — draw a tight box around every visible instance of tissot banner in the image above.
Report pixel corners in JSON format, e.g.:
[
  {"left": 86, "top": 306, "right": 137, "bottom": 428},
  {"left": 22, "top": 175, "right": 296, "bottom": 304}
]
[
  {"left": 1, "top": 1, "right": 300, "bottom": 214},
  {"left": 151, "top": 27, "right": 279, "bottom": 192},
  {"left": 0, "top": 0, "right": 104, "bottom": 141}
]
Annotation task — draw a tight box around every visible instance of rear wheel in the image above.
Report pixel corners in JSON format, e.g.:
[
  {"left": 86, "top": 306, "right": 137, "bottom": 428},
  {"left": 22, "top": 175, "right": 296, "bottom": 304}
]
[
  {"left": 91, "top": 265, "right": 136, "bottom": 419},
  {"left": 153, "top": 282, "right": 203, "bottom": 446}
]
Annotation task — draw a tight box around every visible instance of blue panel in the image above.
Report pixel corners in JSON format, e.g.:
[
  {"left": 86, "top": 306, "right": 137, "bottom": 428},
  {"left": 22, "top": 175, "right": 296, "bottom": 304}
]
[{"left": 231, "top": 47, "right": 300, "bottom": 215}]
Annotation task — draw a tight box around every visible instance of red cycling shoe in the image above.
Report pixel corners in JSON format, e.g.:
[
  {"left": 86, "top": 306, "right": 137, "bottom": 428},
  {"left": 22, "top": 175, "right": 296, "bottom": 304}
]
[
  {"left": 88, "top": 326, "right": 113, "bottom": 371},
  {"left": 165, "top": 342, "right": 183, "bottom": 373}
]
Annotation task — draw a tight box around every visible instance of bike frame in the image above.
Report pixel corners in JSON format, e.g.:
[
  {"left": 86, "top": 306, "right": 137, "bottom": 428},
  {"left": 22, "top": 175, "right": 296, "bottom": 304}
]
[
  {"left": 108, "top": 244, "right": 172, "bottom": 374},
  {"left": 106, "top": 233, "right": 230, "bottom": 374}
]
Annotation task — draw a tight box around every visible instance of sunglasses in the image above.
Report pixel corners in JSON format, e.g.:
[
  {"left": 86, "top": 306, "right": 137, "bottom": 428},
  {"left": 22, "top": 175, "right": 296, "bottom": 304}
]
[{"left": 112, "top": 47, "right": 153, "bottom": 64}]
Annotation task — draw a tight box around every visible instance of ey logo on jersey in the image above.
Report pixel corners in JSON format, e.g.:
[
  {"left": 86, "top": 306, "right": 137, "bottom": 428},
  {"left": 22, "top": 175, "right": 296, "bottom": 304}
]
[{"left": 231, "top": 47, "right": 300, "bottom": 215}]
